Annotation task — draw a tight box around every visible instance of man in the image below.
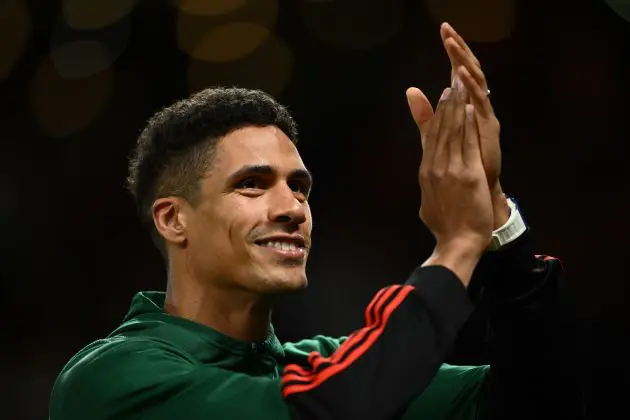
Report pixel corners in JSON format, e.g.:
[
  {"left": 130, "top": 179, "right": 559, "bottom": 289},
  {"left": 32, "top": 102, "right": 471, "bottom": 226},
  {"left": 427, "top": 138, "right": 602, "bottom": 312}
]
[{"left": 49, "top": 24, "right": 578, "bottom": 419}]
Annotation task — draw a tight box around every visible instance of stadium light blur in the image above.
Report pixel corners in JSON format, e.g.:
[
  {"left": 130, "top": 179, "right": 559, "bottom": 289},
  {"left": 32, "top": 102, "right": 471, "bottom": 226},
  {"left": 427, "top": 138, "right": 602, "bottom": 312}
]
[
  {"left": 62, "top": 0, "right": 139, "bottom": 30},
  {"left": 425, "top": 0, "right": 516, "bottom": 42}
]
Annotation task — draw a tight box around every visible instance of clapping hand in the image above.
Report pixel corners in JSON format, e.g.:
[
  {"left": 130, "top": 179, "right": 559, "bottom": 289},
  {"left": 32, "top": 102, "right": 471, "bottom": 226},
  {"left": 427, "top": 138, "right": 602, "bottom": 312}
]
[{"left": 407, "top": 23, "right": 509, "bottom": 229}]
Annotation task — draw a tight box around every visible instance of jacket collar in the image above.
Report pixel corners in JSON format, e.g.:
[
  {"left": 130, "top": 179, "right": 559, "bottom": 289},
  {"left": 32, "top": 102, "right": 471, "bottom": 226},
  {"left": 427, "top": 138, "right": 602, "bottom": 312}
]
[{"left": 113, "top": 291, "right": 285, "bottom": 363}]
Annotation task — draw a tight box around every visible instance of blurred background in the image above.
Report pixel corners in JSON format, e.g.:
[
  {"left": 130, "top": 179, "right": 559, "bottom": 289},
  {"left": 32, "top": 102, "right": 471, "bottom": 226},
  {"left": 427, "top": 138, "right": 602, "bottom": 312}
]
[{"left": 1, "top": 0, "right": 630, "bottom": 418}]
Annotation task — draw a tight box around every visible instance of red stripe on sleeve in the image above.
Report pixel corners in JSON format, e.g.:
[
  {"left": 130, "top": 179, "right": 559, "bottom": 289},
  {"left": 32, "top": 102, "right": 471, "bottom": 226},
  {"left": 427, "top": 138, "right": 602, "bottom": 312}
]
[
  {"left": 282, "top": 285, "right": 415, "bottom": 396},
  {"left": 535, "top": 254, "right": 561, "bottom": 263},
  {"left": 303, "top": 285, "right": 400, "bottom": 374},
  {"left": 535, "top": 254, "right": 563, "bottom": 269},
  {"left": 283, "top": 285, "right": 398, "bottom": 379}
]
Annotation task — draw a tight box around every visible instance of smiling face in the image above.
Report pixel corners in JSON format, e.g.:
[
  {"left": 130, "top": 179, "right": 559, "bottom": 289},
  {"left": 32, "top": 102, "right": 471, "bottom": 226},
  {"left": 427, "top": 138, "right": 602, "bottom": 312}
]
[{"left": 180, "top": 125, "right": 313, "bottom": 295}]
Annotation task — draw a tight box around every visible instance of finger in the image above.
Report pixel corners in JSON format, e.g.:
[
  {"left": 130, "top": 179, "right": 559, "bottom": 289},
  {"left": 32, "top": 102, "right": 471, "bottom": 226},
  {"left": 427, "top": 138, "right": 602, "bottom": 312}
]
[
  {"left": 457, "top": 65, "right": 493, "bottom": 119},
  {"left": 406, "top": 87, "right": 434, "bottom": 141},
  {"left": 440, "top": 22, "right": 481, "bottom": 69},
  {"left": 440, "top": 26, "right": 461, "bottom": 85},
  {"left": 445, "top": 38, "right": 487, "bottom": 92},
  {"left": 434, "top": 86, "right": 459, "bottom": 171},
  {"left": 447, "top": 77, "right": 467, "bottom": 169},
  {"left": 424, "top": 87, "right": 450, "bottom": 162},
  {"left": 463, "top": 104, "right": 482, "bottom": 165}
]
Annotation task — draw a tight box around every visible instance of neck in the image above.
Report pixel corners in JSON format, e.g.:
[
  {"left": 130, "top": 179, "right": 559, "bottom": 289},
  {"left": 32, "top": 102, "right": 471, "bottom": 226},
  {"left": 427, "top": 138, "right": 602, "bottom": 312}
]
[{"left": 164, "top": 269, "right": 273, "bottom": 343}]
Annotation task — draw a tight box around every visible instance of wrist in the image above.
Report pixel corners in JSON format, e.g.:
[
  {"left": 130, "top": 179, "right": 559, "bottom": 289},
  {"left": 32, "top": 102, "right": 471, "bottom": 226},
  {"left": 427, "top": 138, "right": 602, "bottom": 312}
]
[
  {"left": 423, "top": 239, "right": 486, "bottom": 287},
  {"left": 488, "top": 197, "right": 528, "bottom": 250},
  {"left": 491, "top": 187, "right": 510, "bottom": 230}
]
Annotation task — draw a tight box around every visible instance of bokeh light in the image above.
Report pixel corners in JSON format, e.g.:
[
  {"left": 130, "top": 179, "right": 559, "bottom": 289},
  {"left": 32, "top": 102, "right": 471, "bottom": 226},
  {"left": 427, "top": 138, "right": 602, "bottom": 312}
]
[
  {"left": 51, "top": 40, "right": 116, "bottom": 79},
  {"left": 62, "top": 0, "right": 139, "bottom": 30},
  {"left": 0, "top": 0, "right": 31, "bottom": 80},
  {"left": 176, "top": 0, "right": 278, "bottom": 62},
  {"left": 50, "top": 17, "right": 131, "bottom": 79},
  {"left": 187, "top": 22, "right": 270, "bottom": 63},
  {"left": 172, "top": 0, "right": 247, "bottom": 16},
  {"left": 300, "top": 0, "right": 404, "bottom": 49},
  {"left": 425, "top": 0, "right": 516, "bottom": 43},
  {"left": 603, "top": 0, "right": 630, "bottom": 22},
  {"left": 187, "top": 33, "right": 293, "bottom": 97},
  {"left": 30, "top": 57, "right": 113, "bottom": 138}
]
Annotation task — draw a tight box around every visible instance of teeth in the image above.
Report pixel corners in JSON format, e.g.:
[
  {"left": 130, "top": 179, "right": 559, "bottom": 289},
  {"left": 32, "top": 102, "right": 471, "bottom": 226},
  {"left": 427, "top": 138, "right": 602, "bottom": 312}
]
[{"left": 263, "top": 241, "right": 299, "bottom": 250}]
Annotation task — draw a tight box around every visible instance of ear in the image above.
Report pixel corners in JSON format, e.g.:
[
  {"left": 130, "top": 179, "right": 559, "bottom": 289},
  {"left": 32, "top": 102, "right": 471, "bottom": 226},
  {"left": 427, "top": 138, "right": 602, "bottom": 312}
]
[{"left": 152, "top": 197, "right": 188, "bottom": 246}]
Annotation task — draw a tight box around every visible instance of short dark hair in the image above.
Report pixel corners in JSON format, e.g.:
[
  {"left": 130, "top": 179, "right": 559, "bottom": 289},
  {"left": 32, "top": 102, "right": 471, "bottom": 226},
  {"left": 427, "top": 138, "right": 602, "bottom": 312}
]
[{"left": 126, "top": 87, "right": 299, "bottom": 255}]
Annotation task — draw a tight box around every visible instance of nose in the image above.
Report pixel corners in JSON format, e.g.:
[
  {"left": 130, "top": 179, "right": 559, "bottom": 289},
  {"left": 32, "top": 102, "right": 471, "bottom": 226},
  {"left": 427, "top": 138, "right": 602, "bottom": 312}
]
[{"left": 268, "top": 184, "right": 306, "bottom": 225}]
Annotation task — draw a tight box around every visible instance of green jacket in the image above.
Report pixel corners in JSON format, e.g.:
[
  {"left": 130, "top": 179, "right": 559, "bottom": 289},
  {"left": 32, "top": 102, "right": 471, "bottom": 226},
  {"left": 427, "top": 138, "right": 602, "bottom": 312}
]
[
  {"left": 50, "top": 231, "right": 577, "bottom": 419},
  {"left": 50, "top": 289, "right": 487, "bottom": 420}
]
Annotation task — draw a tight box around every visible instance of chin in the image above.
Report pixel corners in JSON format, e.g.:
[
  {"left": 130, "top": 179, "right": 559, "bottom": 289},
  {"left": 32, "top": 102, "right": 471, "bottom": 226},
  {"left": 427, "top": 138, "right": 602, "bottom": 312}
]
[
  {"left": 246, "top": 255, "right": 309, "bottom": 294},
  {"left": 256, "top": 267, "right": 308, "bottom": 294},
  {"left": 271, "top": 274, "right": 308, "bottom": 293},
  {"left": 284, "top": 277, "right": 308, "bottom": 292}
]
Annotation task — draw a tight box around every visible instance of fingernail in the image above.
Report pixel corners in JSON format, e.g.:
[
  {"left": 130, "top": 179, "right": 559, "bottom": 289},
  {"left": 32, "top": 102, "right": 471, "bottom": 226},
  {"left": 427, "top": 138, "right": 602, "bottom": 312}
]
[{"left": 440, "top": 88, "right": 451, "bottom": 100}]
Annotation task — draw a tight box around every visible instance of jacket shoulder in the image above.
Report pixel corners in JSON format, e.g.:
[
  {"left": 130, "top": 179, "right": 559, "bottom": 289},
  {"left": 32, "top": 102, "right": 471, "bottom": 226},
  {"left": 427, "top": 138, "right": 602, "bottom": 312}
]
[{"left": 49, "top": 336, "right": 193, "bottom": 420}]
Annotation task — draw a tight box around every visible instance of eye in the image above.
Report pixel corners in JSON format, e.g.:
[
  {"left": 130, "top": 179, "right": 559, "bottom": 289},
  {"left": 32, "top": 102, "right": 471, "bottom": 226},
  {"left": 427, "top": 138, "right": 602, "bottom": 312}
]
[
  {"left": 288, "top": 179, "right": 310, "bottom": 195},
  {"left": 236, "top": 177, "right": 260, "bottom": 190}
]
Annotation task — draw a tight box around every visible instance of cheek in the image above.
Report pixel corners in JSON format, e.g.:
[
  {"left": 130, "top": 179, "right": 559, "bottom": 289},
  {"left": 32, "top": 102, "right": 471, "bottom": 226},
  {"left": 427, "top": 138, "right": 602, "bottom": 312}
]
[
  {"left": 304, "top": 204, "right": 313, "bottom": 232},
  {"left": 217, "top": 201, "right": 259, "bottom": 249},
  {"left": 187, "top": 205, "right": 229, "bottom": 253}
]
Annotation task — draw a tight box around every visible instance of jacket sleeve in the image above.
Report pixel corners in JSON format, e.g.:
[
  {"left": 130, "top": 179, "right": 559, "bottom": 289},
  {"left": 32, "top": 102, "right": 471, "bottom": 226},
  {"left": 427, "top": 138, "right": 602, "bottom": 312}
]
[
  {"left": 470, "top": 228, "right": 583, "bottom": 419},
  {"left": 284, "top": 338, "right": 493, "bottom": 420},
  {"left": 50, "top": 265, "right": 474, "bottom": 420},
  {"left": 282, "top": 265, "right": 474, "bottom": 420}
]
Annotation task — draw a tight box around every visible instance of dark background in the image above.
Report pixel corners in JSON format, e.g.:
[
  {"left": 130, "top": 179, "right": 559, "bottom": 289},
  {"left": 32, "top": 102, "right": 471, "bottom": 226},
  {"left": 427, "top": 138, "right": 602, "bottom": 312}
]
[{"left": 1, "top": 0, "right": 629, "bottom": 418}]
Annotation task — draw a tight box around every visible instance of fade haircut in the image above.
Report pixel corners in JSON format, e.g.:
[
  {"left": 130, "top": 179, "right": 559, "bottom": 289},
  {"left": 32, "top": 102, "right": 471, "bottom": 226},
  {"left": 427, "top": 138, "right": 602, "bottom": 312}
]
[{"left": 126, "top": 87, "right": 299, "bottom": 255}]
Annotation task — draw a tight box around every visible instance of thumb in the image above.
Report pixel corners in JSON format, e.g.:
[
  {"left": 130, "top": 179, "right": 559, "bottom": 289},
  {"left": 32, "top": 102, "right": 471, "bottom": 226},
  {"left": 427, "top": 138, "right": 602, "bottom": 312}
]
[{"left": 406, "top": 87, "right": 433, "bottom": 138}]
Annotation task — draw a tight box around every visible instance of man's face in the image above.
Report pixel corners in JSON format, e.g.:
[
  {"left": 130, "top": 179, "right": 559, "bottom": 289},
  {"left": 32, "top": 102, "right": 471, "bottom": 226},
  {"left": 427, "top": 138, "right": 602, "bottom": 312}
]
[{"left": 185, "top": 125, "right": 313, "bottom": 295}]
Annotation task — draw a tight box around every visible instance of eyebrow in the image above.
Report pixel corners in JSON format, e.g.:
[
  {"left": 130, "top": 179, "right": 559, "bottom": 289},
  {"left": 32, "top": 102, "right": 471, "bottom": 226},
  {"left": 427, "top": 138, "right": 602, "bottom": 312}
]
[{"left": 227, "top": 164, "right": 313, "bottom": 185}]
